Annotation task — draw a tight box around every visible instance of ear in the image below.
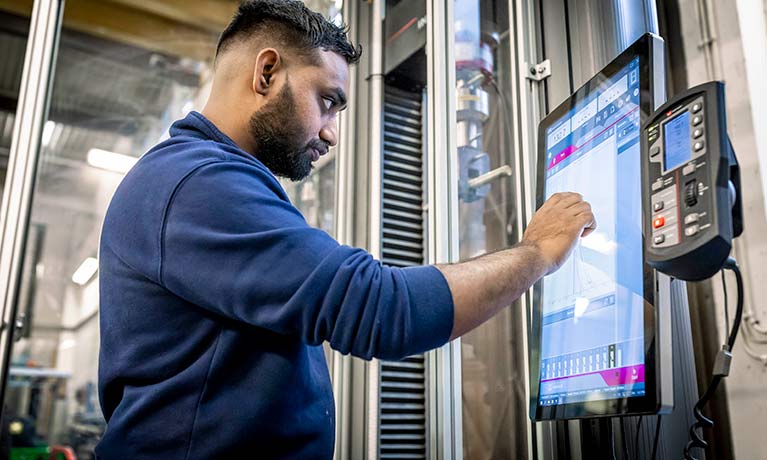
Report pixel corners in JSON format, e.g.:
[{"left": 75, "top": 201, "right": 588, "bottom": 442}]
[{"left": 252, "top": 48, "right": 282, "bottom": 96}]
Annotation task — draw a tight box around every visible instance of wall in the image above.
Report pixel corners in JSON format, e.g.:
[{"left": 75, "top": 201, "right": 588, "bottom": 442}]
[{"left": 675, "top": 0, "right": 767, "bottom": 458}]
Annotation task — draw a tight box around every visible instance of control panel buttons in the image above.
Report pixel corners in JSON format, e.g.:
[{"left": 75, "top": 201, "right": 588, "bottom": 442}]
[
  {"left": 651, "top": 180, "right": 663, "bottom": 191},
  {"left": 650, "top": 146, "right": 660, "bottom": 158},
  {"left": 684, "top": 213, "right": 699, "bottom": 224},
  {"left": 648, "top": 127, "right": 659, "bottom": 143},
  {"left": 685, "top": 225, "right": 700, "bottom": 237},
  {"left": 653, "top": 201, "right": 664, "bottom": 212},
  {"left": 694, "top": 141, "right": 705, "bottom": 151},
  {"left": 653, "top": 216, "right": 666, "bottom": 229},
  {"left": 691, "top": 103, "right": 702, "bottom": 113},
  {"left": 693, "top": 128, "right": 704, "bottom": 139},
  {"left": 685, "top": 180, "right": 698, "bottom": 207},
  {"left": 682, "top": 163, "right": 696, "bottom": 176},
  {"left": 653, "top": 234, "right": 665, "bottom": 245},
  {"left": 692, "top": 115, "right": 703, "bottom": 126}
]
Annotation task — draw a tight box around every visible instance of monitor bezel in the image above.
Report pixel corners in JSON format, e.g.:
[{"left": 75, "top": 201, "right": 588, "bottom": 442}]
[{"left": 530, "top": 33, "right": 665, "bottom": 421}]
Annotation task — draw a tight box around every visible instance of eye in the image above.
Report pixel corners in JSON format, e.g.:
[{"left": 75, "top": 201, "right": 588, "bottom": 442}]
[{"left": 322, "top": 97, "right": 334, "bottom": 111}]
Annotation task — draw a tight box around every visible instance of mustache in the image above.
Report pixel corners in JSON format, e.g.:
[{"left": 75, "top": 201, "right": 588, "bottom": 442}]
[{"left": 306, "top": 139, "right": 330, "bottom": 156}]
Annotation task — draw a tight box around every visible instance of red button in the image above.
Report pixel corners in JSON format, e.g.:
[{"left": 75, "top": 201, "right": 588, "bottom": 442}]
[{"left": 653, "top": 216, "right": 665, "bottom": 229}]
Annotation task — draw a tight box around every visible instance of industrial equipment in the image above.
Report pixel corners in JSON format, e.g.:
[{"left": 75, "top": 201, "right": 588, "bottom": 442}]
[
  {"left": 641, "top": 81, "right": 745, "bottom": 460},
  {"left": 642, "top": 81, "right": 743, "bottom": 281}
]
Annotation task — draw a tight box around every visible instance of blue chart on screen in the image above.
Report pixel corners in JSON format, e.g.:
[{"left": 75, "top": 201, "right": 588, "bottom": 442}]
[
  {"left": 539, "top": 57, "right": 646, "bottom": 407},
  {"left": 664, "top": 112, "right": 691, "bottom": 172}
]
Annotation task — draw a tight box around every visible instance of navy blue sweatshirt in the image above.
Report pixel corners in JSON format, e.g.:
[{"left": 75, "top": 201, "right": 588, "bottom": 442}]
[{"left": 95, "top": 112, "right": 454, "bottom": 460}]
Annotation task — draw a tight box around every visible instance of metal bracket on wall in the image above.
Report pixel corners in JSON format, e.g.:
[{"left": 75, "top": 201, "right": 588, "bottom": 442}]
[{"left": 526, "top": 59, "right": 552, "bottom": 81}]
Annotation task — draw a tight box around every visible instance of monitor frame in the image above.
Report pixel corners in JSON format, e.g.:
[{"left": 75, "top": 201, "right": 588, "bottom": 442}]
[{"left": 529, "top": 33, "right": 672, "bottom": 421}]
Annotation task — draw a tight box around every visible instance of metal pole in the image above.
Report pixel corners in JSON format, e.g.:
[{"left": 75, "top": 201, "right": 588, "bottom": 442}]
[
  {"left": 425, "top": 0, "right": 462, "bottom": 457},
  {"left": 365, "top": 1, "right": 384, "bottom": 457},
  {"left": 332, "top": 0, "right": 360, "bottom": 456},
  {"left": 0, "top": 0, "right": 62, "bottom": 412}
]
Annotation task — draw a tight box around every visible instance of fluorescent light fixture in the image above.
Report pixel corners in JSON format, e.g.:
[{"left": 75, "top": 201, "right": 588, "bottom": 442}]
[
  {"left": 87, "top": 148, "right": 138, "bottom": 174},
  {"left": 72, "top": 257, "right": 98, "bottom": 286},
  {"left": 42, "top": 121, "right": 56, "bottom": 147}
]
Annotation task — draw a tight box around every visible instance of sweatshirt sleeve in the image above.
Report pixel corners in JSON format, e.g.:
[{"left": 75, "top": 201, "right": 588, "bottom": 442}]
[{"left": 159, "top": 160, "right": 454, "bottom": 360}]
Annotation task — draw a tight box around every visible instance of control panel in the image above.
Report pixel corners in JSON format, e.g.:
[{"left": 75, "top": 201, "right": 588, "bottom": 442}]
[{"left": 641, "top": 81, "right": 742, "bottom": 281}]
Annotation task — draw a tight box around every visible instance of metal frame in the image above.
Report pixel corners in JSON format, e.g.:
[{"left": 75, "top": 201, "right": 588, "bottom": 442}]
[
  {"left": 331, "top": 0, "right": 360, "bottom": 457},
  {"left": 535, "top": 0, "right": 574, "bottom": 454},
  {"left": 508, "top": 0, "right": 546, "bottom": 458},
  {"left": 0, "top": 0, "right": 62, "bottom": 411},
  {"left": 422, "top": 0, "right": 546, "bottom": 457},
  {"left": 333, "top": 1, "right": 379, "bottom": 458},
  {"left": 424, "top": 0, "right": 462, "bottom": 457},
  {"left": 365, "top": 1, "right": 385, "bottom": 458}
]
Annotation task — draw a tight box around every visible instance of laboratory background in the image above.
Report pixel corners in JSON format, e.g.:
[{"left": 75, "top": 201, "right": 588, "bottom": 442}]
[{"left": 0, "top": 0, "right": 765, "bottom": 459}]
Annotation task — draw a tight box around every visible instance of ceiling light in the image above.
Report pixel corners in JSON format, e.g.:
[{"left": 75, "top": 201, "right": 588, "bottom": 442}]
[
  {"left": 72, "top": 257, "right": 98, "bottom": 286},
  {"left": 87, "top": 148, "right": 138, "bottom": 174}
]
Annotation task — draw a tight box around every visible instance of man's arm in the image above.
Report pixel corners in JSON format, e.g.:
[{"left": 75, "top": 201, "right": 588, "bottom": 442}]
[
  {"left": 438, "top": 192, "right": 596, "bottom": 339},
  {"left": 157, "top": 159, "right": 455, "bottom": 360}
]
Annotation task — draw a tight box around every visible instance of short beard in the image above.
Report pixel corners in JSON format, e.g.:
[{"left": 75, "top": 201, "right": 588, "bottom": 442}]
[{"left": 248, "top": 82, "right": 324, "bottom": 182}]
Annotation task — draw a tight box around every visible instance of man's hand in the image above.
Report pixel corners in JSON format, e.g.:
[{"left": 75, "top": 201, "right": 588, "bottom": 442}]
[
  {"left": 521, "top": 192, "right": 597, "bottom": 275},
  {"left": 437, "top": 191, "right": 596, "bottom": 339}
]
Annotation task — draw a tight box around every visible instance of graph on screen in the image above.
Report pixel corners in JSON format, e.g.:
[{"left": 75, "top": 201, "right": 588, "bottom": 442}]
[{"left": 543, "top": 135, "right": 617, "bottom": 316}]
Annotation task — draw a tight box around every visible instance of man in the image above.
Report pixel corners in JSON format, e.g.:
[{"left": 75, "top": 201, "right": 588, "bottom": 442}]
[{"left": 96, "top": 1, "right": 595, "bottom": 459}]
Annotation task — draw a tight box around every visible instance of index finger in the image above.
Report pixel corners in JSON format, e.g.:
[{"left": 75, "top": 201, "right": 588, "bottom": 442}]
[{"left": 580, "top": 212, "right": 597, "bottom": 237}]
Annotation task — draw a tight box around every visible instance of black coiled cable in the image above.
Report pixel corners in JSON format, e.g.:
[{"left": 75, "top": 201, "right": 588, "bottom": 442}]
[{"left": 683, "top": 257, "right": 744, "bottom": 460}]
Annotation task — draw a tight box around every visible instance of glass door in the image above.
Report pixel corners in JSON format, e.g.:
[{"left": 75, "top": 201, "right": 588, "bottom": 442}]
[
  {"left": 451, "top": 0, "right": 530, "bottom": 458},
  {"left": 0, "top": 1, "right": 44, "bottom": 458},
  {"left": 0, "top": 1, "right": 239, "bottom": 457},
  {"left": 0, "top": 1, "right": 349, "bottom": 456}
]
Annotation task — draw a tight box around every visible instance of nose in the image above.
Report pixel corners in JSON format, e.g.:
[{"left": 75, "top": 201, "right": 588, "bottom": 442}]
[{"left": 320, "top": 119, "right": 338, "bottom": 147}]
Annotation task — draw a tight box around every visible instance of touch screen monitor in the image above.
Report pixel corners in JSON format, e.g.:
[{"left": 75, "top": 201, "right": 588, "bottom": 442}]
[{"left": 531, "top": 33, "right": 672, "bottom": 420}]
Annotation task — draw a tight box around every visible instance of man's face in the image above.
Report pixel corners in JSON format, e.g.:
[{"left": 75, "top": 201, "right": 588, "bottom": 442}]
[{"left": 249, "top": 50, "right": 349, "bottom": 181}]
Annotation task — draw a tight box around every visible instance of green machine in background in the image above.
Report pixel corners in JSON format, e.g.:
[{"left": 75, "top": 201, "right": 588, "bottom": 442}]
[
  {"left": 11, "top": 447, "right": 72, "bottom": 460},
  {"left": 10, "top": 447, "right": 48, "bottom": 460}
]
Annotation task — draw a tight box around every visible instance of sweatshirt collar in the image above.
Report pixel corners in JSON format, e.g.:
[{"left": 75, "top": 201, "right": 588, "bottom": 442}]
[{"left": 169, "top": 111, "right": 240, "bottom": 149}]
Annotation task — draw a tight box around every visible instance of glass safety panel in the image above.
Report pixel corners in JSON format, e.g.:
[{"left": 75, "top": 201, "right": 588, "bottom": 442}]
[
  {"left": 0, "top": 1, "right": 239, "bottom": 457},
  {"left": 453, "top": 0, "right": 529, "bottom": 458}
]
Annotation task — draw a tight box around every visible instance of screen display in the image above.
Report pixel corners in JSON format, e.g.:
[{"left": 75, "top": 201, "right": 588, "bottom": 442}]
[
  {"left": 663, "top": 111, "right": 692, "bottom": 172},
  {"left": 539, "top": 57, "right": 645, "bottom": 407}
]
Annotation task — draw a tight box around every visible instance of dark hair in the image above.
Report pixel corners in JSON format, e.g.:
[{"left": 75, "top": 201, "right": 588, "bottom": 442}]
[{"left": 216, "top": 0, "right": 362, "bottom": 65}]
